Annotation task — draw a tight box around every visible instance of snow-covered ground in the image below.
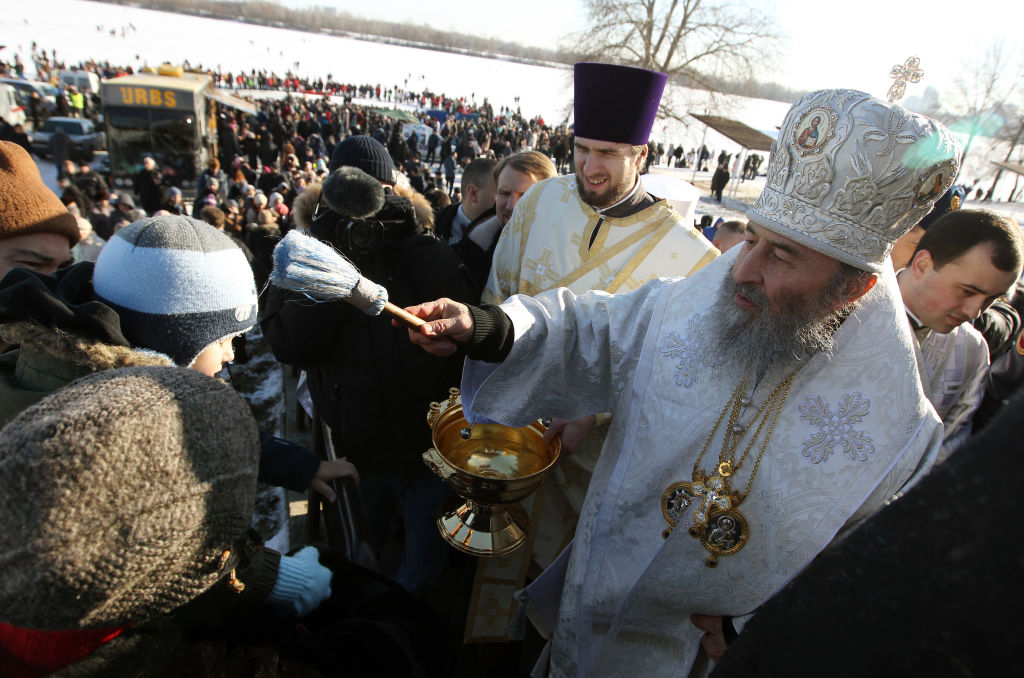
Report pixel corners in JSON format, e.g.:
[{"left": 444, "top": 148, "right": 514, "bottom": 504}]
[
  {"left": 9, "top": 0, "right": 1020, "bottom": 217},
  {"left": 5, "top": 0, "right": 791, "bottom": 158}
]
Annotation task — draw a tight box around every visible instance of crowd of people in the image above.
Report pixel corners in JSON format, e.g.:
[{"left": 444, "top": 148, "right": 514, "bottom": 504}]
[
  {"left": 3, "top": 44, "right": 756, "bottom": 208},
  {"left": 0, "top": 39, "right": 1021, "bottom": 678}
]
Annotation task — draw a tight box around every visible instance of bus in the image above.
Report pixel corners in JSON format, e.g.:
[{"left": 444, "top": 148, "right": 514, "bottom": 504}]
[{"left": 101, "top": 68, "right": 254, "bottom": 196}]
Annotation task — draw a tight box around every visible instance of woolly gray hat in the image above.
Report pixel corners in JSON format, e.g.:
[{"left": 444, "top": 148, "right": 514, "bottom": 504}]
[
  {"left": 0, "top": 366, "right": 260, "bottom": 630},
  {"left": 113, "top": 192, "right": 134, "bottom": 209},
  {"left": 93, "top": 215, "right": 258, "bottom": 366}
]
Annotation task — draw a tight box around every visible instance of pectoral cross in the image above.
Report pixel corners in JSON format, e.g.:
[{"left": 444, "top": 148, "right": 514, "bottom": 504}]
[
  {"left": 691, "top": 474, "right": 731, "bottom": 526},
  {"left": 888, "top": 56, "right": 923, "bottom": 103},
  {"left": 661, "top": 474, "right": 732, "bottom": 538}
]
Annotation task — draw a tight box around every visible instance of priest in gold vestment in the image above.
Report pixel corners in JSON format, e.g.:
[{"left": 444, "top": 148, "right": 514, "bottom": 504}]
[{"left": 466, "top": 63, "right": 717, "bottom": 642}]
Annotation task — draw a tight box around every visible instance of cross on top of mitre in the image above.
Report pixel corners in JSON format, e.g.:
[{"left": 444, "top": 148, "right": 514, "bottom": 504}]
[{"left": 888, "top": 56, "right": 924, "bottom": 103}]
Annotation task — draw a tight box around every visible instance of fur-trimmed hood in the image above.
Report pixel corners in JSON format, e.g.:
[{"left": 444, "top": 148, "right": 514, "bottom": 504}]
[
  {"left": 0, "top": 319, "right": 174, "bottom": 430},
  {"left": 292, "top": 181, "right": 436, "bottom": 233},
  {"left": 392, "top": 182, "right": 435, "bottom": 230},
  {"left": 291, "top": 183, "right": 321, "bottom": 233},
  {"left": 0, "top": 319, "right": 174, "bottom": 372}
]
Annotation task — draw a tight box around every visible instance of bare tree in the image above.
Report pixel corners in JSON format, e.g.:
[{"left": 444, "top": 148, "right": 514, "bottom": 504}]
[
  {"left": 948, "top": 40, "right": 1024, "bottom": 169},
  {"left": 566, "top": 0, "right": 780, "bottom": 120}
]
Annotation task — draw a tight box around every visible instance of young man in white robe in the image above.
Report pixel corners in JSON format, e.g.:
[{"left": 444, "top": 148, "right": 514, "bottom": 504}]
[
  {"left": 404, "top": 89, "right": 961, "bottom": 677},
  {"left": 897, "top": 208, "right": 1023, "bottom": 459}
]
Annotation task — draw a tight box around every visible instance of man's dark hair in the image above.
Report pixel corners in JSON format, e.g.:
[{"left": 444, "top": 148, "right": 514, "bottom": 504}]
[
  {"left": 914, "top": 209, "right": 1024, "bottom": 273},
  {"left": 461, "top": 157, "right": 497, "bottom": 192},
  {"left": 423, "top": 187, "right": 450, "bottom": 211}
]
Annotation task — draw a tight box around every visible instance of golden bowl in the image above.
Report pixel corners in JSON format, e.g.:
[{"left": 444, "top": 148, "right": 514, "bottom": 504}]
[{"left": 423, "top": 388, "right": 560, "bottom": 557}]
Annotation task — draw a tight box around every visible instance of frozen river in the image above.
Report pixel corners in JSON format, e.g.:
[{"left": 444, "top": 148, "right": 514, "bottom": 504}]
[
  {"left": 5, "top": 0, "right": 791, "bottom": 158},
  {"left": 8, "top": 0, "right": 1017, "bottom": 213}
]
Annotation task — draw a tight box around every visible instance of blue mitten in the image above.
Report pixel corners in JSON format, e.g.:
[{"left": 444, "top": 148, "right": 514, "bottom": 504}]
[{"left": 266, "top": 546, "right": 332, "bottom": 618}]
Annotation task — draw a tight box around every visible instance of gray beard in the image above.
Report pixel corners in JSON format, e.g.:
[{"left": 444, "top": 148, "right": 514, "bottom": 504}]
[{"left": 702, "top": 272, "right": 847, "bottom": 381}]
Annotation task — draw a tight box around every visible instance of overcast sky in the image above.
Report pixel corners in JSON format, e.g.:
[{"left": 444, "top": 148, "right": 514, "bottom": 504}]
[{"left": 302, "top": 0, "right": 1021, "bottom": 101}]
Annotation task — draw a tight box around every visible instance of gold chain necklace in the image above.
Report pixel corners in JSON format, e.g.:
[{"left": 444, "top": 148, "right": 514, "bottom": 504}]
[{"left": 661, "top": 373, "right": 794, "bottom": 567}]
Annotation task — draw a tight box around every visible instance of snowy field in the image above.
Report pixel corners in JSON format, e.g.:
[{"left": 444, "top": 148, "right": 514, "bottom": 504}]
[
  {"left": 8, "top": 0, "right": 1019, "bottom": 218},
  {"left": 5, "top": 0, "right": 791, "bottom": 156}
]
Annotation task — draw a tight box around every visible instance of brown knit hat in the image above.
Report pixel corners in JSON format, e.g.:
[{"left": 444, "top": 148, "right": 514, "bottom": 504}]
[
  {"left": 0, "top": 141, "right": 80, "bottom": 246},
  {"left": 0, "top": 366, "right": 259, "bottom": 630}
]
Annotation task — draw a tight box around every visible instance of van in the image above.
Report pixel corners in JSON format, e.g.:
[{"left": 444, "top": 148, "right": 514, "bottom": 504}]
[
  {"left": 0, "top": 84, "right": 26, "bottom": 127},
  {"left": 59, "top": 70, "right": 101, "bottom": 95},
  {"left": 0, "top": 78, "right": 59, "bottom": 114}
]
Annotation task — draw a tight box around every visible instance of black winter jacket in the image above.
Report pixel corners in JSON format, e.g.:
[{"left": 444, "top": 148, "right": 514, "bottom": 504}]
[
  {"left": 433, "top": 203, "right": 498, "bottom": 301},
  {"left": 262, "top": 192, "right": 475, "bottom": 477}
]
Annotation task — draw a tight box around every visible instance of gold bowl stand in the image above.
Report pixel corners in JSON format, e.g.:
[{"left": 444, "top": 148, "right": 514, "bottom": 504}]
[{"left": 423, "top": 388, "right": 560, "bottom": 557}]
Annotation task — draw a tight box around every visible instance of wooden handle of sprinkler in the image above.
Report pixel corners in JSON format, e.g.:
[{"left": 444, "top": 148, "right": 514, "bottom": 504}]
[{"left": 384, "top": 302, "right": 426, "bottom": 328}]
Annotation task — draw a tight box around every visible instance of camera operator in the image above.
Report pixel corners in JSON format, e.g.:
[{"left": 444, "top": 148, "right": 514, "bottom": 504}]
[{"left": 262, "top": 136, "right": 475, "bottom": 596}]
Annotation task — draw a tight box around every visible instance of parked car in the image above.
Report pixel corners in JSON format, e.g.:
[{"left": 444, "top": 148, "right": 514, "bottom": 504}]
[
  {"left": 0, "top": 78, "right": 59, "bottom": 115},
  {"left": 30, "top": 117, "right": 105, "bottom": 161}
]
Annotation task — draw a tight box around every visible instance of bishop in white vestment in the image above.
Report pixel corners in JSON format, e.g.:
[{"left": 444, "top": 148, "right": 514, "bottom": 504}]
[
  {"left": 463, "top": 251, "right": 941, "bottom": 677},
  {"left": 403, "top": 88, "right": 964, "bottom": 676}
]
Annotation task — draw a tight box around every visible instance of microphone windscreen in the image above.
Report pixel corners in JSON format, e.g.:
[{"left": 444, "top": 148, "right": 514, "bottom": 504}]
[{"left": 321, "top": 166, "right": 385, "bottom": 219}]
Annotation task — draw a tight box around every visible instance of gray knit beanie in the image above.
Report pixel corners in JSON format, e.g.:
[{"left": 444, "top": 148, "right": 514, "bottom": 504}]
[
  {"left": 92, "top": 215, "right": 258, "bottom": 366},
  {"left": 0, "top": 366, "right": 260, "bottom": 630}
]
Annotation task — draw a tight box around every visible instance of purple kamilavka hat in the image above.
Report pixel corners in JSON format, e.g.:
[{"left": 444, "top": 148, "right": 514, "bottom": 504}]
[{"left": 573, "top": 63, "right": 667, "bottom": 145}]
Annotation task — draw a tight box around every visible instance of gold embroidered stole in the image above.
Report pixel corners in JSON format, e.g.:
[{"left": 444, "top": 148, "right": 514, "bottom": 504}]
[{"left": 554, "top": 211, "right": 680, "bottom": 293}]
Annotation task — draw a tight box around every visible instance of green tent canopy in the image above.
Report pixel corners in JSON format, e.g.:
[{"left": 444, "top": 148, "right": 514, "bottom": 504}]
[{"left": 369, "top": 107, "right": 419, "bottom": 123}]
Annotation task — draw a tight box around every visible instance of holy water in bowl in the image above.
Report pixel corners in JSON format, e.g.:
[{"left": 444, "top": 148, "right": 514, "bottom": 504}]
[{"left": 444, "top": 424, "right": 550, "bottom": 479}]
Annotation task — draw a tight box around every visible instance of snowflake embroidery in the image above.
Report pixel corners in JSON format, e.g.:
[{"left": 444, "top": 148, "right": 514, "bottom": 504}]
[
  {"left": 658, "top": 314, "right": 709, "bottom": 388},
  {"left": 799, "top": 392, "right": 876, "bottom": 464}
]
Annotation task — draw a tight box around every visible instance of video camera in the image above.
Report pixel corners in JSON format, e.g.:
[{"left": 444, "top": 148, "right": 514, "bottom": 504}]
[
  {"left": 340, "top": 217, "right": 416, "bottom": 255},
  {"left": 311, "top": 199, "right": 417, "bottom": 256}
]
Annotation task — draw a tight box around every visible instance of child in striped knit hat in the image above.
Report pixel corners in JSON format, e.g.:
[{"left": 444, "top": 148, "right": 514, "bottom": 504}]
[
  {"left": 0, "top": 215, "right": 352, "bottom": 624},
  {"left": 89, "top": 214, "right": 361, "bottom": 617},
  {"left": 93, "top": 215, "right": 257, "bottom": 373},
  {"left": 91, "top": 214, "right": 356, "bottom": 499}
]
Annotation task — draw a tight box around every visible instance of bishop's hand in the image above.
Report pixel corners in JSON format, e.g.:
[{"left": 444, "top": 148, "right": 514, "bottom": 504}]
[
  {"left": 400, "top": 298, "right": 475, "bottom": 357},
  {"left": 691, "top": 613, "right": 729, "bottom": 662},
  {"left": 542, "top": 415, "right": 597, "bottom": 455}
]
